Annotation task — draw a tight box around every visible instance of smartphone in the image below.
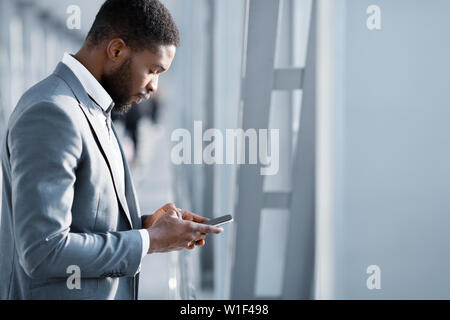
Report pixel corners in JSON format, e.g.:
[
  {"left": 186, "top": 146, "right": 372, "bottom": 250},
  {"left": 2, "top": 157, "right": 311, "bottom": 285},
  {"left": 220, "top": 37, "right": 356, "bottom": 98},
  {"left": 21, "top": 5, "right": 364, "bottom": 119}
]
[{"left": 203, "top": 215, "right": 233, "bottom": 227}]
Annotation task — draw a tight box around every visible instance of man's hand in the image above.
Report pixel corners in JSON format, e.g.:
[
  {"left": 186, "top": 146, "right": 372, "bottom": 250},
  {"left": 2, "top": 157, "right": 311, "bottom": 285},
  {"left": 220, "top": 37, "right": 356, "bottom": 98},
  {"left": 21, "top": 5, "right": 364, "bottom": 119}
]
[
  {"left": 144, "top": 204, "right": 222, "bottom": 253},
  {"left": 177, "top": 208, "right": 212, "bottom": 247},
  {"left": 142, "top": 203, "right": 178, "bottom": 229}
]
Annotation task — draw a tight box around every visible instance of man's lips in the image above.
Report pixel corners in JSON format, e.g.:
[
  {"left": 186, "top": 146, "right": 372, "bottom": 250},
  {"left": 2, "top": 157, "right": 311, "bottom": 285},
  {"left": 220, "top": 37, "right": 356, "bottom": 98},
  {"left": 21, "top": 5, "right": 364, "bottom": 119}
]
[{"left": 134, "top": 94, "right": 150, "bottom": 104}]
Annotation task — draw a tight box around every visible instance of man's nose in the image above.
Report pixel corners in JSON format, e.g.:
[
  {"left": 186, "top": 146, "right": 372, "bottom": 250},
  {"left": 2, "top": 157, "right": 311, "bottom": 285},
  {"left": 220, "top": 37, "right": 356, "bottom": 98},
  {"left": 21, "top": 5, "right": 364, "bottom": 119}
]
[{"left": 146, "top": 76, "right": 159, "bottom": 93}]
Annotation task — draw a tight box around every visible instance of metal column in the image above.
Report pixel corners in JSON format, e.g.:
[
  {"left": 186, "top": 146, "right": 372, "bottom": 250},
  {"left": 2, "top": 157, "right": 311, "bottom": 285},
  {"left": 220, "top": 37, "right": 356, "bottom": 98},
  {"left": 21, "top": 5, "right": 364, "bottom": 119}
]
[{"left": 230, "top": 0, "right": 316, "bottom": 299}]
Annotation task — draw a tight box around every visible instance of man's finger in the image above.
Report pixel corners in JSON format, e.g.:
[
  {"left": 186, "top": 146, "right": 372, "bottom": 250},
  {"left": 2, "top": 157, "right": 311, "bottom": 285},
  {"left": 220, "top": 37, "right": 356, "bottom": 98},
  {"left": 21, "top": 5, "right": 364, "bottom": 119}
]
[
  {"left": 165, "top": 203, "right": 177, "bottom": 211},
  {"left": 166, "top": 210, "right": 180, "bottom": 220},
  {"left": 179, "top": 209, "right": 209, "bottom": 223},
  {"left": 195, "top": 239, "right": 205, "bottom": 246},
  {"left": 193, "top": 222, "right": 223, "bottom": 234}
]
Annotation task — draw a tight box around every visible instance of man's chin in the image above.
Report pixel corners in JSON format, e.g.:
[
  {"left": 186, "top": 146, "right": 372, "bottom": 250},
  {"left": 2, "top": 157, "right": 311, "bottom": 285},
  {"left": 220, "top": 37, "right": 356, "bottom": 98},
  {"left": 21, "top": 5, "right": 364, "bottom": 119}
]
[{"left": 113, "top": 102, "right": 134, "bottom": 114}]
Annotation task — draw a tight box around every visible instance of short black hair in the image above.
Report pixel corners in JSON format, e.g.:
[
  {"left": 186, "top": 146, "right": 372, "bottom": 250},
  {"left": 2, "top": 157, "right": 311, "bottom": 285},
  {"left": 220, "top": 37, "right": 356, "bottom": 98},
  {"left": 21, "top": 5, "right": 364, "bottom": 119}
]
[{"left": 87, "top": 0, "right": 180, "bottom": 51}]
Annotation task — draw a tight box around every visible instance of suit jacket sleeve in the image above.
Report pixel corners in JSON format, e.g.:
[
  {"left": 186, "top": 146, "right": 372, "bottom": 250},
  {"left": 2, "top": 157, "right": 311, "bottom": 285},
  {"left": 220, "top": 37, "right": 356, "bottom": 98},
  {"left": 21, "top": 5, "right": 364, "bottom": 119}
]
[{"left": 8, "top": 101, "right": 142, "bottom": 279}]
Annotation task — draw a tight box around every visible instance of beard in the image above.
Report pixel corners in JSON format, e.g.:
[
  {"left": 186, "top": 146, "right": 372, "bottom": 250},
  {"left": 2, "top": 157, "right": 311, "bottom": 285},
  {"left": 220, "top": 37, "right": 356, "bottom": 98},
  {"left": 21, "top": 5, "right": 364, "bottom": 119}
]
[{"left": 101, "top": 57, "right": 134, "bottom": 114}]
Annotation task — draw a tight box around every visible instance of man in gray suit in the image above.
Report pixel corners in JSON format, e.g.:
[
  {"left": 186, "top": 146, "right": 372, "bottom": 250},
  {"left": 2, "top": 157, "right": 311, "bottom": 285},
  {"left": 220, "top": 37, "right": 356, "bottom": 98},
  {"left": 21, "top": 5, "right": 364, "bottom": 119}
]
[{"left": 0, "top": 0, "right": 223, "bottom": 300}]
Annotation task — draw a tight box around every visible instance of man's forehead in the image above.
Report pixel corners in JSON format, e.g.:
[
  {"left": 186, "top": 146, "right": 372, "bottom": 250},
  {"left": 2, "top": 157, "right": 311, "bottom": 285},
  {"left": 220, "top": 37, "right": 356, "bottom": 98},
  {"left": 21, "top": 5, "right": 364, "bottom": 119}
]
[{"left": 140, "top": 45, "right": 176, "bottom": 62}]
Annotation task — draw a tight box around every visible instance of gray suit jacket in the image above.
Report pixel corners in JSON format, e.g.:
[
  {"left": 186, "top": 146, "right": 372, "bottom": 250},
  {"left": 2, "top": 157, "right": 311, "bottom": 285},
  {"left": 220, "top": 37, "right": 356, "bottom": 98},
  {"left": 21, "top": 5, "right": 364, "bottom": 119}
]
[{"left": 0, "top": 62, "right": 144, "bottom": 300}]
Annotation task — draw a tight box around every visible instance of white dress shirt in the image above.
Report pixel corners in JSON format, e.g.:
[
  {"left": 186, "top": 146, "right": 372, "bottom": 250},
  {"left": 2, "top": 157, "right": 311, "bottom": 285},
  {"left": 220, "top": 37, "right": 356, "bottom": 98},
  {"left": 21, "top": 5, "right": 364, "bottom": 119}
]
[{"left": 61, "top": 53, "right": 149, "bottom": 262}]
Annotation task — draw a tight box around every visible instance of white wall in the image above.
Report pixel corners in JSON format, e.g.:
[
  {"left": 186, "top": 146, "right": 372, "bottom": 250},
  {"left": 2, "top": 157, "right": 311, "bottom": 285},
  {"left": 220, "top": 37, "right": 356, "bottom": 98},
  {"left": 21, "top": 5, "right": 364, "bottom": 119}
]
[{"left": 324, "top": 0, "right": 450, "bottom": 299}]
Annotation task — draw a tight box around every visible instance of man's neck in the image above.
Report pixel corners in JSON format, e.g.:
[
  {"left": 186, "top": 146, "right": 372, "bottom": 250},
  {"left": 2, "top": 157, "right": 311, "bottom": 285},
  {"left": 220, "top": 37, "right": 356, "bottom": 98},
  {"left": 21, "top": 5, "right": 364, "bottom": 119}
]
[{"left": 73, "top": 45, "right": 105, "bottom": 84}]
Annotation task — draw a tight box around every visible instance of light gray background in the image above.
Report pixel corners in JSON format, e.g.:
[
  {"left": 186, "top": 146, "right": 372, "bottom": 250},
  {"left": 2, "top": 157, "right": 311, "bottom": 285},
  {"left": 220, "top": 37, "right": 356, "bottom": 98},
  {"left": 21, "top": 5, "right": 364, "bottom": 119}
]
[{"left": 334, "top": 0, "right": 450, "bottom": 299}]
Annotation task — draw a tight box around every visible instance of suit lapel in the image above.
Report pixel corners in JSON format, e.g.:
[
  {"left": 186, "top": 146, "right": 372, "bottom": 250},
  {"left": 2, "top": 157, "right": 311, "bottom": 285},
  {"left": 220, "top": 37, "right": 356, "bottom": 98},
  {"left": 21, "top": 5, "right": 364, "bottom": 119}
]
[
  {"left": 77, "top": 102, "right": 134, "bottom": 228},
  {"left": 53, "top": 63, "right": 135, "bottom": 229},
  {"left": 111, "top": 123, "right": 142, "bottom": 229}
]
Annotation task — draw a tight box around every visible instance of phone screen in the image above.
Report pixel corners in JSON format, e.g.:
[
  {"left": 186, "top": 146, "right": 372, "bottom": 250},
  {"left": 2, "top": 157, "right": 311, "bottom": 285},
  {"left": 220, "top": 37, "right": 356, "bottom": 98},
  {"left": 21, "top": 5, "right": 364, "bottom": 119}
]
[{"left": 203, "top": 215, "right": 233, "bottom": 227}]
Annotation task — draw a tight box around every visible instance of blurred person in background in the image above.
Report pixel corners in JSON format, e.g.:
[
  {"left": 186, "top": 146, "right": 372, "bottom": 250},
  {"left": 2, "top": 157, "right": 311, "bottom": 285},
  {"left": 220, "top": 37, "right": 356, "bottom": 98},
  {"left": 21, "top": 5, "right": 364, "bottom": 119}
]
[
  {"left": 147, "top": 91, "right": 162, "bottom": 125},
  {"left": 0, "top": 0, "right": 223, "bottom": 300},
  {"left": 111, "top": 103, "right": 141, "bottom": 163}
]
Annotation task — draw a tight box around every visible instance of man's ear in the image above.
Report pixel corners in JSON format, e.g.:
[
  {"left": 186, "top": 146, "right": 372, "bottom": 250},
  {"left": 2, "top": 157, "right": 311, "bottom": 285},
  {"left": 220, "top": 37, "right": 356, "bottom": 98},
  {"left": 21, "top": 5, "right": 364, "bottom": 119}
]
[{"left": 106, "top": 38, "right": 130, "bottom": 62}]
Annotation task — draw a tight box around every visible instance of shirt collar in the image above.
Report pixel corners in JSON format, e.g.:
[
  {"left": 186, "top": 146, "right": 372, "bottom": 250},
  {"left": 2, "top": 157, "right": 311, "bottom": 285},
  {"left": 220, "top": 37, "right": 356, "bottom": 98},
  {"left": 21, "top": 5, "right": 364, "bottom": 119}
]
[{"left": 61, "top": 52, "right": 113, "bottom": 112}]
